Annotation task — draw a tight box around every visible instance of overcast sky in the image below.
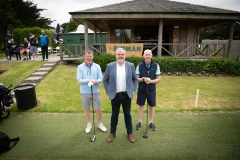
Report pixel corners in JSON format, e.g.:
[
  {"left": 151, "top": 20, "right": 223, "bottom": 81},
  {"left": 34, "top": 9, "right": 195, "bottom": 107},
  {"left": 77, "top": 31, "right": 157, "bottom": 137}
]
[{"left": 30, "top": 0, "right": 240, "bottom": 28}]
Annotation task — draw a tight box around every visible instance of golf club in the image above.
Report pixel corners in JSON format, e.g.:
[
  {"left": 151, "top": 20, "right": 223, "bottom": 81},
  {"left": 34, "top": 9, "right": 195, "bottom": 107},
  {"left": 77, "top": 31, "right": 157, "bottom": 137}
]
[
  {"left": 90, "top": 86, "right": 96, "bottom": 142},
  {"left": 143, "top": 70, "right": 150, "bottom": 138},
  {"left": 142, "top": 83, "right": 149, "bottom": 138}
]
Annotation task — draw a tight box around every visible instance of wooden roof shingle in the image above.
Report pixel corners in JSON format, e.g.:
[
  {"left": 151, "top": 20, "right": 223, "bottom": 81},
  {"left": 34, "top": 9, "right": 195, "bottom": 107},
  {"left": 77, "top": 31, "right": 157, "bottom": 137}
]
[{"left": 70, "top": 0, "right": 240, "bottom": 14}]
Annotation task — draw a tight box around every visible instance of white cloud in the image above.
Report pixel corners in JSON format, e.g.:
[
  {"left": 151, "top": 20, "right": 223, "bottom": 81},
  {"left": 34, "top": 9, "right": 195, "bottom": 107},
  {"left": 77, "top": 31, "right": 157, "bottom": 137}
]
[{"left": 31, "top": 0, "right": 128, "bottom": 27}]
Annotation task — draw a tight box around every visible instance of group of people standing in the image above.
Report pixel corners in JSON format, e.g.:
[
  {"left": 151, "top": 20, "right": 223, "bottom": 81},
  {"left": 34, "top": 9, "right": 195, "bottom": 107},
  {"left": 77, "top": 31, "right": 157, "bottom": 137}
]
[
  {"left": 5, "top": 30, "right": 49, "bottom": 61},
  {"left": 77, "top": 48, "right": 161, "bottom": 143}
]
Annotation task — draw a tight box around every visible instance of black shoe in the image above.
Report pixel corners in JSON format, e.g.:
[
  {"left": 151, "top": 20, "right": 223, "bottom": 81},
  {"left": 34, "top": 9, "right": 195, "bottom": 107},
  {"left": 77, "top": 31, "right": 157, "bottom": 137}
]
[
  {"left": 23, "top": 57, "right": 26, "bottom": 61},
  {"left": 135, "top": 122, "right": 142, "bottom": 130},
  {"left": 150, "top": 122, "right": 156, "bottom": 131}
]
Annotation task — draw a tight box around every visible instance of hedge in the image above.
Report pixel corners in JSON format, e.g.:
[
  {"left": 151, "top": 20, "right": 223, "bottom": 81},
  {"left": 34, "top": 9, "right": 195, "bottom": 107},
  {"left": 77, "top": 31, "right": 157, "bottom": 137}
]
[
  {"left": 12, "top": 27, "right": 55, "bottom": 47},
  {"left": 93, "top": 54, "right": 240, "bottom": 76}
]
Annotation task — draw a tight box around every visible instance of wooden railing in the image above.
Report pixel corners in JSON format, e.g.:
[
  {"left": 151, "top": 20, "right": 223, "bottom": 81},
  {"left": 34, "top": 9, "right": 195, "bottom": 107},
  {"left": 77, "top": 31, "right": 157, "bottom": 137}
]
[
  {"left": 146, "top": 43, "right": 226, "bottom": 58},
  {"left": 59, "top": 42, "right": 227, "bottom": 61},
  {"left": 59, "top": 44, "right": 107, "bottom": 61}
]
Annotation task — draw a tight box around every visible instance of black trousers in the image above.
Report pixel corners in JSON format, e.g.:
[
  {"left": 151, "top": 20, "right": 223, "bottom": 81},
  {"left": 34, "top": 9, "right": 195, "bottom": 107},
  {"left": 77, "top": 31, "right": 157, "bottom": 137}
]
[
  {"left": 110, "top": 93, "right": 133, "bottom": 134},
  {"left": 5, "top": 48, "right": 13, "bottom": 58},
  {"left": 41, "top": 45, "right": 48, "bottom": 60}
]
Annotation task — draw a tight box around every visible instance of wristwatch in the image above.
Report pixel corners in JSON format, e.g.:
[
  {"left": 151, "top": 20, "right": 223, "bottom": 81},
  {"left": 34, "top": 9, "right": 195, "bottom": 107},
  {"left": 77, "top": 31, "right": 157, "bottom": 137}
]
[{"left": 142, "top": 77, "right": 145, "bottom": 81}]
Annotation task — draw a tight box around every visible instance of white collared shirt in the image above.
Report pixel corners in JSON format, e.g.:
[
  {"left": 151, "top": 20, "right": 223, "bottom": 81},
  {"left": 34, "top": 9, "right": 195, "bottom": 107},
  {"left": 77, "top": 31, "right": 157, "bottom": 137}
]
[{"left": 116, "top": 62, "right": 126, "bottom": 92}]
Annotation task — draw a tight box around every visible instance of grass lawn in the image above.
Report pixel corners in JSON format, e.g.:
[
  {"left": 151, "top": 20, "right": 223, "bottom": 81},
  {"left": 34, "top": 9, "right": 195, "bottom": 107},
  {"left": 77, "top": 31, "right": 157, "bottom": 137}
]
[
  {"left": 1, "top": 62, "right": 240, "bottom": 159},
  {"left": 0, "top": 111, "right": 239, "bottom": 159},
  {"left": 0, "top": 52, "right": 5, "bottom": 59},
  {"left": 0, "top": 60, "right": 45, "bottom": 87},
  {"left": 9, "top": 64, "right": 240, "bottom": 113}
]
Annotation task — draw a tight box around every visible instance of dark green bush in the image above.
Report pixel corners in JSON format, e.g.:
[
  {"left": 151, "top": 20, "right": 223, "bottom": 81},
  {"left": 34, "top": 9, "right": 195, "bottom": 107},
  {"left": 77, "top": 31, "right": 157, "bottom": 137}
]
[
  {"left": 93, "top": 54, "right": 240, "bottom": 76},
  {"left": 93, "top": 54, "right": 116, "bottom": 71},
  {"left": 12, "top": 27, "right": 55, "bottom": 47}
]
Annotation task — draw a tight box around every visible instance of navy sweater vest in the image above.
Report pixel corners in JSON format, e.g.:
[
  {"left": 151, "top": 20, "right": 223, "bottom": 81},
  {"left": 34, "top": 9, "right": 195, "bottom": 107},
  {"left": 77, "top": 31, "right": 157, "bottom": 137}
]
[{"left": 138, "top": 60, "right": 158, "bottom": 92}]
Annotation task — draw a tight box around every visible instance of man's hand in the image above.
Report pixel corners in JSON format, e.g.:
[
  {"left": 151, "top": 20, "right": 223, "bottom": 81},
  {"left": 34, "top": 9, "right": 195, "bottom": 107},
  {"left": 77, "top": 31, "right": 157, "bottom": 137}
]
[
  {"left": 144, "top": 77, "right": 151, "bottom": 84},
  {"left": 89, "top": 79, "right": 97, "bottom": 85},
  {"left": 88, "top": 81, "right": 94, "bottom": 87}
]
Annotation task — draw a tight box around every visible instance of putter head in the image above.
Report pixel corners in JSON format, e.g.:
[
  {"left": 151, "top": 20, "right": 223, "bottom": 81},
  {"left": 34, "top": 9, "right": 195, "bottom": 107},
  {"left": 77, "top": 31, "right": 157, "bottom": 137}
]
[
  {"left": 142, "top": 132, "right": 148, "bottom": 138},
  {"left": 90, "top": 135, "right": 96, "bottom": 142}
]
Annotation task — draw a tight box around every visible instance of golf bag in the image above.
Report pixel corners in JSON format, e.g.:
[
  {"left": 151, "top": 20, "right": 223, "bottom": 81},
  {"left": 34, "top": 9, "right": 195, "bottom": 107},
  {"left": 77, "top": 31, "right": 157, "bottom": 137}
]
[
  {"left": 0, "top": 83, "right": 14, "bottom": 118},
  {"left": 0, "top": 131, "right": 19, "bottom": 154}
]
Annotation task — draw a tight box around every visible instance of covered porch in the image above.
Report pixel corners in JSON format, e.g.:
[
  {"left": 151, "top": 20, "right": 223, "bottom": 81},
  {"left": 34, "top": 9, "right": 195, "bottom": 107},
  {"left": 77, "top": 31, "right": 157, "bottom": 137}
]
[{"left": 69, "top": 0, "right": 240, "bottom": 59}]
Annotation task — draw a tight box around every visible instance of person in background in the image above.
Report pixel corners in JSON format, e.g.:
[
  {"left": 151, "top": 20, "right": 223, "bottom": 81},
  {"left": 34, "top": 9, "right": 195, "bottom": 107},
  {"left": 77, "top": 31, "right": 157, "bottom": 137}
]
[
  {"left": 39, "top": 30, "right": 49, "bottom": 61},
  {"left": 20, "top": 37, "right": 30, "bottom": 61},
  {"left": 77, "top": 49, "right": 107, "bottom": 134},
  {"left": 5, "top": 39, "right": 18, "bottom": 61},
  {"left": 6, "top": 31, "right": 12, "bottom": 43},
  {"left": 19, "top": 44, "right": 23, "bottom": 51},
  {"left": 103, "top": 48, "right": 138, "bottom": 143},
  {"left": 29, "top": 33, "right": 38, "bottom": 61},
  {"left": 135, "top": 49, "right": 161, "bottom": 131}
]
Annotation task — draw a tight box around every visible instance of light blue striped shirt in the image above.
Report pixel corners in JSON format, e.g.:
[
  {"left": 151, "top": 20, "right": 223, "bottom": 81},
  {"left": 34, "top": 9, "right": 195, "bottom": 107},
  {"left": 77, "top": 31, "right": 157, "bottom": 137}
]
[
  {"left": 77, "top": 62, "right": 102, "bottom": 94},
  {"left": 136, "top": 64, "right": 161, "bottom": 75}
]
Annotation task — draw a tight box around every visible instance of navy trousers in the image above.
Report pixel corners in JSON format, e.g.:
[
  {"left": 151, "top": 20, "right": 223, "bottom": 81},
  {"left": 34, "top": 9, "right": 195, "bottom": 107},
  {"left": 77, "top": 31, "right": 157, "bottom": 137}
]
[
  {"left": 110, "top": 93, "right": 133, "bottom": 134},
  {"left": 41, "top": 45, "right": 48, "bottom": 60}
]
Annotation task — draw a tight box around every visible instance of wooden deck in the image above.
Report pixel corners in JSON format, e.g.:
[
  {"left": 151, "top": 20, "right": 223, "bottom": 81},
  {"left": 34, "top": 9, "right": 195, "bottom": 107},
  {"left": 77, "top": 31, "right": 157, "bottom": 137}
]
[{"left": 61, "top": 57, "right": 84, "bottom": 64}]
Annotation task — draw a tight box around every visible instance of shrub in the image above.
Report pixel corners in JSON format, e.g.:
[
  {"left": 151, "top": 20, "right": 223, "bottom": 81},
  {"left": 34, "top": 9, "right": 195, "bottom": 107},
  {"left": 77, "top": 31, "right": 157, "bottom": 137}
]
[
  {"left": 93, "top": 54, "right": 116, "bottom": 71},
  {"left": 93, "top": 54, "right": 240, "bottom": 76},
  {"left": 12, "top": 27, "right": 54, "bottom": 47}
]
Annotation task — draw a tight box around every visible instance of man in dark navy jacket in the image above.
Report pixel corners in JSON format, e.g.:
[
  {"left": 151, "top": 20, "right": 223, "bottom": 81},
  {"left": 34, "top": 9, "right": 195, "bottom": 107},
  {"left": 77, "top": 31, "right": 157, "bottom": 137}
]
[
  {"left": 103, "top": 48, "right": 138, "bottom": 143},
  {"left": 135, "top": 49, "right": 161, "bottom": 131},
  {"left": 5, "top": 39, "right": 18, "bottom": 61}
]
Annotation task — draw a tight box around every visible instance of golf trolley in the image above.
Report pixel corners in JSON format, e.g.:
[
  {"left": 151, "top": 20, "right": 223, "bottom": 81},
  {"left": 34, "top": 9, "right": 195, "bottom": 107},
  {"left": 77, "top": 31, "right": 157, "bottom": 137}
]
[{"left": 0, "top": 83, "right": 14, "bottom": 118}]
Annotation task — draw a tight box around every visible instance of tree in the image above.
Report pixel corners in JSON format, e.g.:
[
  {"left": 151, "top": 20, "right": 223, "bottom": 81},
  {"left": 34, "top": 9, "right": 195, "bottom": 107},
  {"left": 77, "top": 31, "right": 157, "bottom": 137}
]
[
  {"left": 199, "top": 22, "right": 240, "bottom": 42},
  {"left": 65, "top": 18, "right": 79, "bottom": 33},
  {"left": 233, "top": 22, "right": 240, "bottom": 40},
  {"left": 0, "top": 0, "right": 15, "bottom": 49},
  {"left": 0, "top": 0, "right": 53, "bottom": 50},
  {"left": 61, "top": 23, "right": 68, "bottom": 33}
]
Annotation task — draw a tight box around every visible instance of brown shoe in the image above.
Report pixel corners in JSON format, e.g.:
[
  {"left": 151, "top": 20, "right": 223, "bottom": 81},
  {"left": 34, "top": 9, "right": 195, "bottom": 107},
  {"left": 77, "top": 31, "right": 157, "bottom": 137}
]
[
  {"left": 107, "top": 134, "right": 116, "bottom": 143},
  {"left": 127, "top": 134, "right": 135, "bottom": 143}
]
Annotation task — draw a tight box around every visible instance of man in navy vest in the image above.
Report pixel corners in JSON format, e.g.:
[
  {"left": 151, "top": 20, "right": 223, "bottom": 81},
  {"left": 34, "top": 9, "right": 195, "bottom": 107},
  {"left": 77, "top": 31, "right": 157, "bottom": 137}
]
[
  {"left": 20, "top": 37, "right": 30, "bottom": 60},
  {"left": 135, "top": 49, "right": 161, "bottom": 131}
]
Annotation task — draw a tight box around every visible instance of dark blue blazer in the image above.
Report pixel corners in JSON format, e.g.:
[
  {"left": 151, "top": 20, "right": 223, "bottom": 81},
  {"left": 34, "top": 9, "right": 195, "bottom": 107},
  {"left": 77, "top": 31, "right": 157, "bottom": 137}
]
[{"left": 103, "top": 61, "right": 138, "bottom": 100}]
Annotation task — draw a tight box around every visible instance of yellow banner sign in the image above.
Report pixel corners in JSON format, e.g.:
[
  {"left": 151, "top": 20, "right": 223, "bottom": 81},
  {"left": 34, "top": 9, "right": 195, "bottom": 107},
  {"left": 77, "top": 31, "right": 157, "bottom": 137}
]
[{"left": 106, "top": 43, "right": 143, "bottom": 57}]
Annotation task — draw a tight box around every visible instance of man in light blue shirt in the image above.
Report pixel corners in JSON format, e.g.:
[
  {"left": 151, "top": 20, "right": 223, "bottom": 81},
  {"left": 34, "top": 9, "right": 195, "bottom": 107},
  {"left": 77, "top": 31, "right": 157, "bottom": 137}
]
[
  {"left": 77, "top": 50, "right": 107, "bottom": 133},
  {"left": 39, "top": 30, "right": 49, "bottom": 61}
]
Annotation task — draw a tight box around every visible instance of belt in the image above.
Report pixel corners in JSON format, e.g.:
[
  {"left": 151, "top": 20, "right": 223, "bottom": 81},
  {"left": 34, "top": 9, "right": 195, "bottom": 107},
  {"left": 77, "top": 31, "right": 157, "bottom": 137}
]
[{"left": 117, "top": 91, "right": 127, "bottom": 94}]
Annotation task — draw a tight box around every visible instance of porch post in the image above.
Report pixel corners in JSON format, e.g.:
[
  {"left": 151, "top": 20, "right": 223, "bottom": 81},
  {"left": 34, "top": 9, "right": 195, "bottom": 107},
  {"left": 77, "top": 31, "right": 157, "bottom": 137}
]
[
  {"left": 100, "top": 32, "right": 102, "bottom": 53},
  {"left": 84, "top": 20, "right": 89, "bottom": 51},
  {"left": 157, "top": 18, "right": 163, "bottom": 57},
  {"left": 60, "top": 43, "right": 63, "bottom": 62},
  {"left": 227, "top": 21, "right": 234, "bottom": 59},
  {"left": 94, "top": 27, "right": 97, "bottom": 44}
]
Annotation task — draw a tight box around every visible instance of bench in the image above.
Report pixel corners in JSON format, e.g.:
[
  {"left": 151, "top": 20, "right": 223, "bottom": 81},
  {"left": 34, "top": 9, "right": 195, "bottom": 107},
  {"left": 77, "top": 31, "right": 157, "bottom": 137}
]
[
  {"left": 8, "top": 50, "right": 21, "bottom": 60},
  {"left": 9, "top": 50, "right": 31, "bottom": 61},
  {"left": 20, "top": 50, "right": 32, "bottom": 60}
]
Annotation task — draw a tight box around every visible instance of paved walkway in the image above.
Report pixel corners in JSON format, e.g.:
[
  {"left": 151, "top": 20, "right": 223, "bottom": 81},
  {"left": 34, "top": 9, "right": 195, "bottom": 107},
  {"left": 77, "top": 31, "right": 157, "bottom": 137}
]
[{"left": 0, "top": 54, "right": 60, "bottom": 62}]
